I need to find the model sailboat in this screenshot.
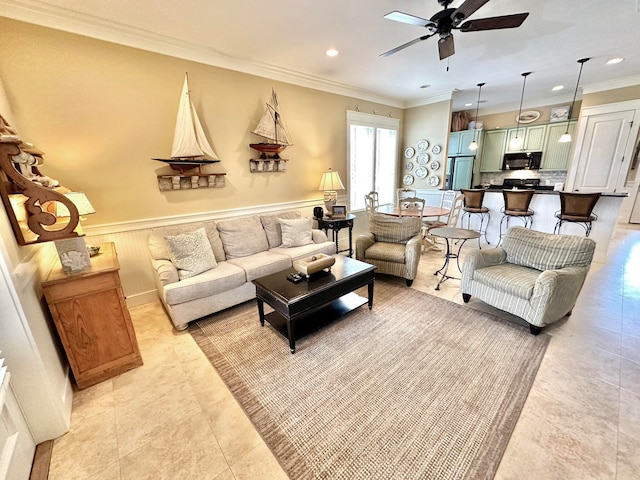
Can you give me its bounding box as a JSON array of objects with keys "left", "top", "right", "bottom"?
[
  {"left": 250, "top": 88, "right": 292, "bottom": 159},
  {"left": 152, "top": 73, "right": 220, "bottom": 173}
]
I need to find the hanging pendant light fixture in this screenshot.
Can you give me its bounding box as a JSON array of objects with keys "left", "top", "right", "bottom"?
[
  {"left": 510, "top": 71, "right": 532, "bottom": 151},
  {"left": 468, "top": 82, "right": 485, "bottom": 151},
  {"left": 559, "top": 57, "right": 590, "bottom": 143}
]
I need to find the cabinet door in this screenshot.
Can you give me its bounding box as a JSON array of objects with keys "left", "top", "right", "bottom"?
[
  {"left": 458, "top": 131, "right": 478, "bottom": 155},
  {"left": 480, "top": 130, "right": 507, "bottom": 172},
  {"left": 506, "top": 124, "right": 546, "bottom": 152},
  {"left": 452, "top": 156, "right": 474, "bottom": 190},
  {"left": 448, "top": 132, "right": 461, "bottom": 156},
  {"left": 542, "top": 122, "right": 577, "bottom": 170}
]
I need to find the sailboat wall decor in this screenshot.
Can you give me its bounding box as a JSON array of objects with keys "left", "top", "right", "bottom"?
[
  {"left": 250, "top": 88, "right": 292, "bottom": 161},
  {"left": 152, "top": 74, "right": 224, "bottom": 182}
]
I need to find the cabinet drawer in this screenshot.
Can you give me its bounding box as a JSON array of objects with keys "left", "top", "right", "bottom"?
[{"left": 43, "top": 271, "right": 120, "bottom": 303}]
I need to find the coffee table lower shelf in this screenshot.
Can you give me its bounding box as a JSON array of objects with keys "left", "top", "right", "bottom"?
[{"left": 261, "top": 291, "right": 368, "bottom": 353}]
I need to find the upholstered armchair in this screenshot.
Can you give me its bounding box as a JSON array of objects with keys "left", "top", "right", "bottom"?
[
  {"left": 356, "top": 214, "right": 422, "bottom": 286},
  {"left": 461, "top": 226, "right": 595, "bottom": 334}
]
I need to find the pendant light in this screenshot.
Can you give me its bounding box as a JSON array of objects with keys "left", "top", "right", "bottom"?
[
  {"left": 559, "top": 58, "right": 590, "bottom": 143},
  {"left": 468, "top": 82, "right": 485, "bottom": 151},
  {"left": 510, "top": 71, "right": 531, "bottom": 151}
]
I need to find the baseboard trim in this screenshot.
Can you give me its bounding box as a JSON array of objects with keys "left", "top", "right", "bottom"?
[
  {"left": 29, "top": 440, "right": 54, "bottom": 480},
  {"left": 125, "top": 290, "right": 158, "bottom": 308}
]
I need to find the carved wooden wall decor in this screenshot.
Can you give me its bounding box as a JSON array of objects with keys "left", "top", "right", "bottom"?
[{"left": 0, "top": 141, "right": 81, "bottom": 245}]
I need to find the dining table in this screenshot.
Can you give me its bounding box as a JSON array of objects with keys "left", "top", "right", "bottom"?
[{"left": 375, "top": 203, "right": 451, "bottom": 251}]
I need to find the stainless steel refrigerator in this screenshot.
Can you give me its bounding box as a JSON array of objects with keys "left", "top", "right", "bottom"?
[{"left": 445, "top": 155, "right": 475, "bottom": 190}]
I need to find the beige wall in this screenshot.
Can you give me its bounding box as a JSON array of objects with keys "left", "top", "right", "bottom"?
[
  {"left": 477, "top": 101, "right": 582, "bottom": 131},
  {"left": 403, "top": 100, "right": 451, "bottom": 189},
  {"left": 582, "top": 85, "right": 640, "bottom": 108},
  {"left": 0, "top": 18, "right": 403, "bottom": 226}
]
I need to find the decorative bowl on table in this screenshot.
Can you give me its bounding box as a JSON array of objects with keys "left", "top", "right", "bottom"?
[{"left": 293, "top": 253, "right": 335, "bottom": 278}]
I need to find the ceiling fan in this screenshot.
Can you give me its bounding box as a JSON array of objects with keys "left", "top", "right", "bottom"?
[{"left": 381, "top": 0, "right": 529, "bottom": 60}]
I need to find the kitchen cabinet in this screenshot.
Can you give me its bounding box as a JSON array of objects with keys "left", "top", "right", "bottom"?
[
  {"left": 451, "top": 155, "right": 474, "bottom": 190},
  {"left": 541, "top": 121, "right": 577, "bottom": 170},
  {"left": 42, "top": 242, "right": 143, "bottom": 389},
  {"left": 479, "top": 130, "right": 507, "bottom": 172},
  {"left": 505, "top": 124, "right": 547, "bottom": 152},
  {"left": 448, "top": 130, "right": 478, "bottom": 156}
]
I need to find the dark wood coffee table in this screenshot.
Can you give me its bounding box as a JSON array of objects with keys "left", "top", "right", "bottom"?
[{"left": 252, "top": 255, "right": 376, "bottom": 353}]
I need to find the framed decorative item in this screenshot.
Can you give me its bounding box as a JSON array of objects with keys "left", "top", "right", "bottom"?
[
  {"left": 416, "top": 152, "right": 429, "bottom": 165},
  {"left": 404, "top": 147, "right": 415, "bottom": 158},
  {"left": 431, "top": 144, "right": 442, "bottom": 154},
  {"left": 549, "top": 105, "right": 570, "bottom": 123},
  {"left": 403, "top": 174, "right": 414, "bottom": 186},
  {"left": 406, "top": 162, "right": 414, "bottom": 171},
  {"left": 331, "top": 205, "right": 347, "bottom": 219},
  {"left": 415, "top": 166, "right": 428, "bottom": 179},
  {"left": 417, "top": 139, "right": 429, "bottom": 151},
  {"left": 516, "top": 110, "right": 540, "bottom": 124}
]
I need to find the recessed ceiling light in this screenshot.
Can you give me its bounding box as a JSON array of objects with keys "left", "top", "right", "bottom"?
[
  {"left": 464, "top": 103, "right": 473, "bottom": 107},
  {"left": 326, "top": 48, "right": 339, "bottom": 57},
  {"left": 420, "top": 84, "right": 430, "bottom": 89},
  {"left": 552, "top": 85, "right": 564, "bottom": 91},
  {"left": 607, "top": 57, "right": 624, "bottom": 65}
]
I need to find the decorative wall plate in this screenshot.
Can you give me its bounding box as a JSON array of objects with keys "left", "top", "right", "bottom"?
[
  {"left": 404, "top": 147, "right": 415, "bottom": 158},
  {"left": 516, "top": 110, "right": 541, "bottom": 124},
  {"left": 427, "top": 174, "right": 440, "bottom": 187},
  {"left": 431, "top": 144, "right": 442, "bottom": 154},
  {"left": 417, "top": 153, "right": 429, "bottom": 165},
  {"left": 429, "top": 160, "right": 440, "bottom": 171},
  {"left": 415, "top": 166, "right": 428, "bottom": 179},
  {"left": 403, "top": 174, "right": 414, "bottom": 186},
  {"left": 406, "top": 162, "right": 414, "bottom": 171},
  {"left": 417, "top": 139, "right": 429, "bottom": 151}
]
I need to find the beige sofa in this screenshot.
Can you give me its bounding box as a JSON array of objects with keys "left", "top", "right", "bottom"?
[{"left": 148, "top": 211, "right": 335, "bottom": 330}]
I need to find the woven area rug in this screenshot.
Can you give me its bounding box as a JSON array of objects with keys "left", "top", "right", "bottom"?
[{"left": 190, "top": 281, "right": 549, "bottom": 480}]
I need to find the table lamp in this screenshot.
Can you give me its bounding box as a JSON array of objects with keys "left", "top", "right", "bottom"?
[{"left": 318, "top": 168, "right": 345, "bottom": 215}]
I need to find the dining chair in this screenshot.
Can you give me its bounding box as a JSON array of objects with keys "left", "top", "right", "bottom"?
[
  {"left": 422, "top": 194, "right": 464, "bottom": 249},
  {"left": 364, "top": 191, "right": 379, "bottom": 219},
  {"left": 396, "top": 188, "right": 417, "bottom": 204},
  {"left": 554, "top": 192, "right": 601, "bottom": 237},
  {"left": 398, "top": 196, "right": 425, "bottom": 218}
]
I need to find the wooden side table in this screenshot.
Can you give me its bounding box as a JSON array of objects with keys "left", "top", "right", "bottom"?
[
  {"left": 41, "top": 242, "right": 143, "bottom": 389},
  {"left": 316, "top": 213, "right": 356, "bottom": 257}
]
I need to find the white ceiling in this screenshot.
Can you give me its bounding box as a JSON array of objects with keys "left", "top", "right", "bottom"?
[{"left": 2, "top": 0, "right": 640, "bottom": 113}]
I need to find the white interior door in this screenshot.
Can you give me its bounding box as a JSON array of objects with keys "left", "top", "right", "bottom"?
[{"left": 571, "top": 109, "right": 635, "bottom": 193}]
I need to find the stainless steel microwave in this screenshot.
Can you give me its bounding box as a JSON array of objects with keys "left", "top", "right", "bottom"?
[{"left": 502, "top": 151, "right": 542, "bottom": 170}]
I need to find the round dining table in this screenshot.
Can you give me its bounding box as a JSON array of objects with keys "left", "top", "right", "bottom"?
[{"left": 375, "top": 204, "right": 450, "bottom": 218}]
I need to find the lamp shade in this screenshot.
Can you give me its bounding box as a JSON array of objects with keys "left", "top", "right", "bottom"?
[{"left": 318, "top": 169, "right": 345, "bottom": 191}]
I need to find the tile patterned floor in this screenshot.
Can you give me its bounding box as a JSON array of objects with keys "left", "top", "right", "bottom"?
[{"left": 48, "top": 224, "right": 640, "bottom": 480}]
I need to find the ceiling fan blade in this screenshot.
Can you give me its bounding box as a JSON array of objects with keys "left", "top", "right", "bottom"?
[
  {"left": 380, "top": 34, "right": 435, "bottom": 57},
  {"left": 438, "top": 34, "right": 455, "bottom": 60},
  {"left": 384, "top": 11, "right": 434, "bottom": 28},
  {"left": 452, "top": 0, "right": 490, "bottom": 24},
  {"left": 459, "top": 12, "right": 529, "bottom": 32}
]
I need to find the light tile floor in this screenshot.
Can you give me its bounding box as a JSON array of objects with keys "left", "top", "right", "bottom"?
[{"left": 48, "top": 224, "right": 640, "bottom": 480}]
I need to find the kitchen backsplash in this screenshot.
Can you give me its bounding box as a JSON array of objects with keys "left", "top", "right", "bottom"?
[{"left": 479, "top": 170, "right": 567, "bottom": 187}]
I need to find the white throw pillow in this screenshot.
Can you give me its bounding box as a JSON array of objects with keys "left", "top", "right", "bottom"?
[
  {"left": 164, "top": 227, "right": 218, "bottom": 280},
  {"left": 279, "top": 218, "right": 313, "bottom": 248}
]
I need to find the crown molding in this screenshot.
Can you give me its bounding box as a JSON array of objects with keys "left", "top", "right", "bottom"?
[
  {"left": 404, "top": 91, "right": 454, "bottom": 109},
  {"left": 0, "top": 0, "right": 406, "bottom": 108}
]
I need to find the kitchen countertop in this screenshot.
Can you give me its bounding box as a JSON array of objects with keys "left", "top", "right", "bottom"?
[{"left": 479, "top": 188, "right": 628, "bottom": 197}]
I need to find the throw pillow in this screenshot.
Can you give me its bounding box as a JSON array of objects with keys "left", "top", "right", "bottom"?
[
  {"left": 217, "top": 215, "right": 270, "bottom": 259},
  {"left": 260, "top": 210, "right": 302, "bottom": 248},
  {"left": 280, "top": 218, "right": 313, "bottom": 247},
  {"left": 163, "top": 227, "right": 218, "bottom": 280}
]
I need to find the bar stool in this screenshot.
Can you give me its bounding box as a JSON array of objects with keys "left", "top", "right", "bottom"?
[
  {"left": 554, "top": 192, "right": 601, "bottom": 237},
  {"left": 460, "top": 188, "right": 490, "bottom": 248},
  {"left": 499, "top": 189, "right": 535, "bottom": 244}
]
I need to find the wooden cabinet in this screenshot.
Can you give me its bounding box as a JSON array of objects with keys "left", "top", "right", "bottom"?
[
  {"left": 479, "top": 130, "right": 508, "bottom": 172},
  {"left": 542, "top": 121, "right": 577, "bottom": 170},
  {"left": 448, "top": 130, "right": 478, "bottom": 156},
  {"left": 42, "top": 242, "right": 142, "bottom": 389},
  {"left": 505, "top": 124, "right": 547, "bottom": 152}
]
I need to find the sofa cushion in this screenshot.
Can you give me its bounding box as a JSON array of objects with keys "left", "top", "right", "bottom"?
[
  {"left": 217, "top": 215, "right": 270, "bottom": 259},
  {"left": 163, "top": 261, "right": 246, "bottom": 305},
  {"left": 163, "top": 227, "right": 218, "bottom": 280},
  {"left": 227, "top": 251, "right": 292, "bottom": 282},
  {"left": 270, "top": 240, "right": 336, "bottom": 261},
  {"left": 260, "top": 210, "right": 302, "bottom": 248},
  {"left": 503, "top": 226, "right": 596, "bottom": 271},
  {"left": 280, "top": 217, "right": 313, "bottom": 247},
  {"left": 473, "top": 263, "right": 541, "bottom": 299},
  {"left": 149, "top": 220, "right": 226, "bottom": 263},
  {"left": 370, "top": 215, "right": 421, "bottom": 243}
]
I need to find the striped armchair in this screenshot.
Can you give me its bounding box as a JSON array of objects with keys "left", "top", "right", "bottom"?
[
  {"left": 356, "top": 214, "right": 422, "bottom": 286},
  {"left": 461, "top": 226, "right": 595, "bottom": 334}
]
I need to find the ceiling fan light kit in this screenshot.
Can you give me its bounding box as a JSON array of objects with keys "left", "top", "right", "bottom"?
[
  {"left": 510, "top": 71, "right": 532, "bottom": 150},
  {"left": 381, "top": 0, "right": 529, "bottom": 60},
  {"left": 468, "top": 82, "right": 485, "bottom": 151},
  {"left": 559, "top": 57, "right": 591, "bottom": 143}
]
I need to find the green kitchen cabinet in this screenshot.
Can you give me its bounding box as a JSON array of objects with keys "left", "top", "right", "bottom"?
[
  {"left": 541, "top": 121, "right": 577, "bottom": 170},
  {"left": 448, "top": 130, "right": 478, "bottom": 156},
  {"left": 505, "top": 124, "right": 547, "bottom": 153},
  {"left": 479, "top": 130, "right": 507, "bottom": 172}
]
